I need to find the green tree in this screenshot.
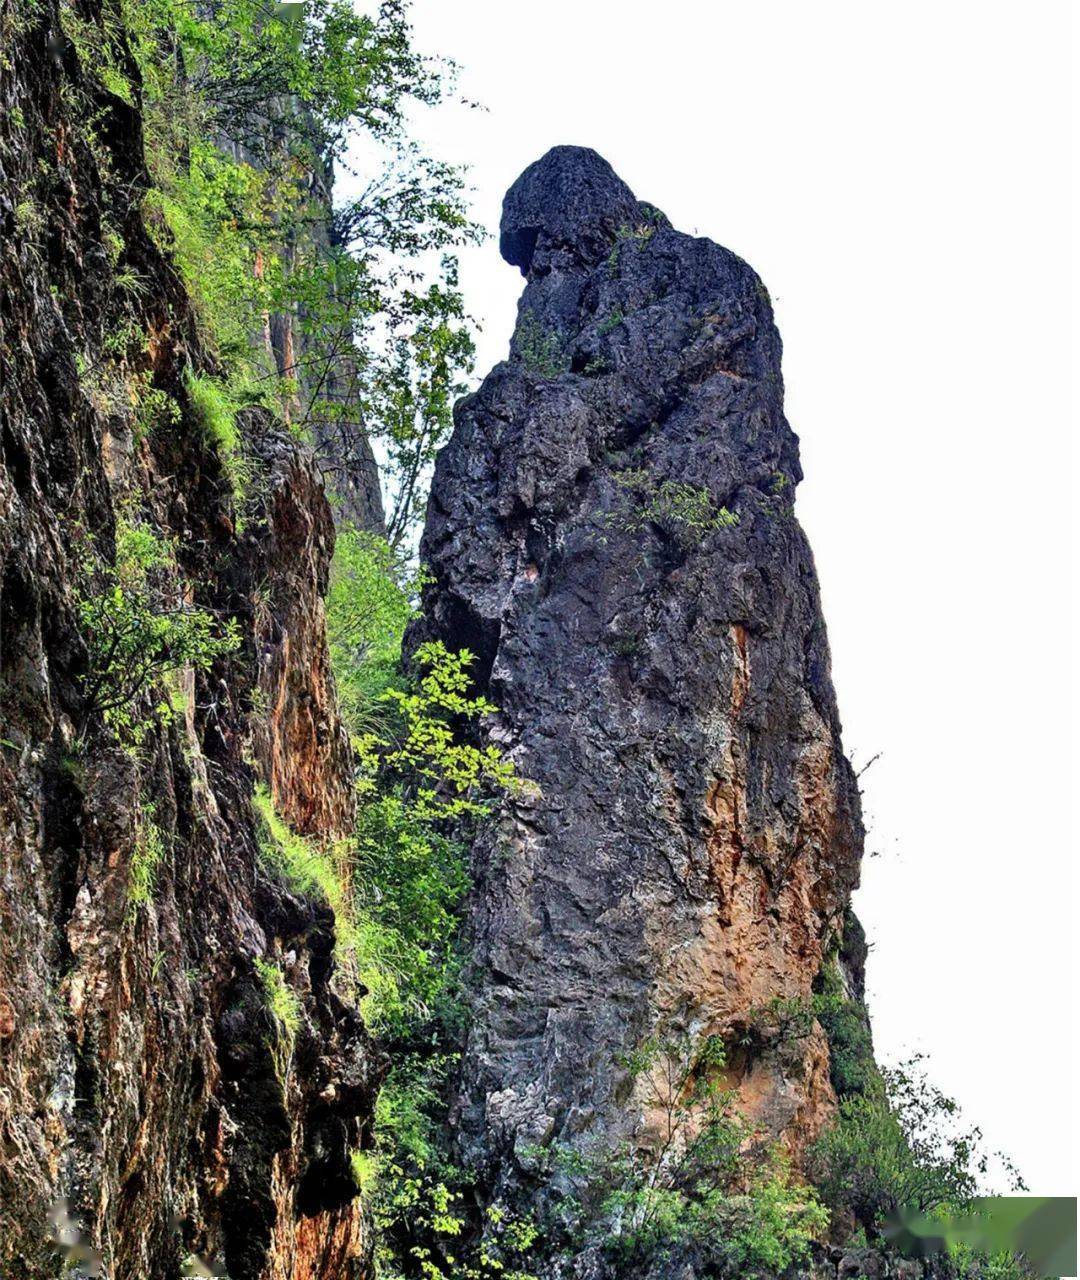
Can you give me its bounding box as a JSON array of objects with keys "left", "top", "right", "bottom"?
[
  {"left": 809, "top": 1057, "right": 1025, "bottom": 1229},
  {"left": 118, "top": 0, "right": 481, "bottom": 544},
  {"left": 326, "top": 527, "right": 416, "bottom": 733}
]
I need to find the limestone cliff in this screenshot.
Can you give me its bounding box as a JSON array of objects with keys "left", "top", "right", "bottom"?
[
  {"left": 416, "top": 147, "right": 869, "bottom": 1271},
  {"left": 0, "top": 3, "right": 374, "bottom": 1276}
]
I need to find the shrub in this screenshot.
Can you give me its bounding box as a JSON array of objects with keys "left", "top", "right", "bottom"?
[
  {"left": 343, "top": 639, "right": 515, "bottom": 1037},
  {"left": 133, "top": 379, "right": 181, "bottom": 444},
  {"left": 816, "top": 989, "right": 876, "bottom": 1097},
  {"left": 365, "top": 640, "right": 517, "bottom": 821},
  {"left": 127, "top": 806, "right": 167, "bottom": 912},
  {"left": 515, "top": 310, "right": 569, "bottom": 377},
  {"left": 601, "top": 468, "right": 739, "bottom": 548},
  {"left": 350, "top": 793, "right": 467, "bottom": 1035},
  {"left": 559, "top": 1034, "right": 828, "bottom": 1274},
  {"left": 811, "top": 1089, "right": 925, "bottom": 1226},
  {"left": 607, "top": 215, "right": 660, "bottom": 274},
  {"left": 717, "top": 1167, "right": 831, "bottom": 1276},
  {"left": 373, "top": 1169, "right": 540, "bottom": 1280},
  {"left": 745, "top": 979, "right": 877, "bottom": 1099},
  {"left": 254, "top": 956, "right": 302, "bottom": 1079},
  {"left": 77, "top": 518, "right": 240, "bottom": 742},
  {"left": 598, "top": 307, "right": 624, "bottom": 336},
  {"left": 185, "top": 369, "right": 245, "bottom": 488},
  {"left": 808, "top": 1058, "right": 1019, "bottom": 1230}
]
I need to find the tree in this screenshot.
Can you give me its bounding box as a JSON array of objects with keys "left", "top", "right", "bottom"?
[{"left": 121, "top": 0, "right": 481, "bottom": 546}]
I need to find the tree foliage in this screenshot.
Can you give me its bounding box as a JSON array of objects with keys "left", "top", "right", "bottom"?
[
  {"left": 809, "top": 1055, "right": 1027, "bottom": 1232},
  {"left": 327, "top": 528, "right": 415, "bottom": 720},
  {"left": 115, "top": 0, "right": 481, "bottom": 543}
]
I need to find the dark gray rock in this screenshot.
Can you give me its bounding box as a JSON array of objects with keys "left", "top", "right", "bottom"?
[
  {"left": 415, "top": 146, "right": 868, "bottom": 1273},
  {"left": 839, "top": 1248, "right": 886, "bottom": 1279},
  {"left": 500, "top": 145, "right": 643, "bottom": 273}
]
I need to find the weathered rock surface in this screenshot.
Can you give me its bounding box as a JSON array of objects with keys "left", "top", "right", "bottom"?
[
  {"left": 220, "top": 127, "right": 385, "bottom": 536},
  {"left": 0, "top": 5, "right": 373, "bottom": 1276},
  {"left": 417, "top": 147, "right": 867, "bottom": 1261}
]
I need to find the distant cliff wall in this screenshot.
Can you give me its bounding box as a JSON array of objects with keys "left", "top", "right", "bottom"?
[{"left": 219, "top": 113, "right": 385, "bottom": 535}]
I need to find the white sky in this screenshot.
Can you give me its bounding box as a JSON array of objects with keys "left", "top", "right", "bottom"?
[{"left": 388, "top": 0, "right": 1075, "bottom": 1195}]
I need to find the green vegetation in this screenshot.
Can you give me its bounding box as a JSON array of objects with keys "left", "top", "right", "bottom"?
[
  {"left": 374, "top": 1174, "right": 539, "bottom": 1280},
  {"left": 255, "top": 955, "right": 303, "bottom": 1079},
  {"left": 121, "top": 0, "right": 477, "bottom": 545},
  {"left": 142, "top": 133, "right": 282, "bottom": 373},
  {"left": 602, "top": 467, "right": 740, "bottom": 547},
  {"left": 607, "top": 213, "right": 661, "bottom": 274},
  {"left": 809, "top": 1056, "right": 1024, "bottom": 1231},
  {"left": 185, "top": 369, "right": 246, "bottom": 490},
  {"left": 133, "top": 380, "right": 181, "bottom": 445},
  {"left": 745, "top": 970, "right": 876, "bottom": 1100},
  {"left": 350, "top": 792, "right": 467, "bottom": 1036},
  {"left": 253, "top": 783, "right": 357, "bottom": 946},
  {"left": 127, "top": 805, "right": 167, "bottom": 912},
  {"left": 515, "top": 310, "right": 569, "bottom": 377},
  {"left": 364, "top": 640, "right": 516, "bottom": 820},
  {"left": 948, "top": 1246, "right": 1037, "bottom": 1280},
  {"left": 77, "top": 518, "right": 240, "bottom": 743},
  {"left": 815, "top": 988, "right": 877, "bottom": 1098},
  {"left": 344, "top": 634, "right": 511, "bottom": 1035},
  {"left": 260, "top": 541, "right": 510, "bottom": 1035},
  {"left": 13, "top": 197, "right": 43, "bottom": 241},
  {"left": 743, "top": 971, "right": 1028, "bottom": 1276},
  {"left": 597, "top": 307, "right": 624, "bottom": 336},
  {"left": 326, "top": 529, "right": 415, "bottom": 735},
  {"left": 50, "top": 0, "right": 477, "bottom": 542},
  {"left": 319, "top": 520, "right": 536, "bottom": 1275},
  {"left": 552, "top": 1035, "right": 827, "bottom": 1276}
]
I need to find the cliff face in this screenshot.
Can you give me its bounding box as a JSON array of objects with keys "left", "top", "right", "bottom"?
[
  {"left": 0, "top": 4, "right": 373, "bottom": 1277},
  {"left": 219, "top": 127, "right": 385, "bottom": 536},
  {"left": 418, "top": 148, "right": 866, "bottom": 1256}
]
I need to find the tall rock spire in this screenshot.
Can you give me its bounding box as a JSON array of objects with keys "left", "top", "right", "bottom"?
[{"left": 416, "top": 146, "right": 868, "bottom": 1262}]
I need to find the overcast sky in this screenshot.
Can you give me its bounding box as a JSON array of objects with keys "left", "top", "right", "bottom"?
[{"left": 381, "top": 0, "right": 1075, "bottom": 1195}]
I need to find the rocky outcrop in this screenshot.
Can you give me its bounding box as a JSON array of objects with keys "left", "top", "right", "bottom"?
[
  {"left": 417, "top": 147, "right": 866, "bottom": 1258},
  {"left": 0, "top": 5, "right": 373, "bottom": 1277},
  {"left": 248, "top": 434, "right": 356, "bottom": 837}
]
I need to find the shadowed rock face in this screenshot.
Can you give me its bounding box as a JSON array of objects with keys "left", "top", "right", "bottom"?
[
  {"left": 0, "top": 5, "right": 375, "bottom": 1276},
  {"left": 417, "top": 147, "right": 866, "bottom": 1241}
]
